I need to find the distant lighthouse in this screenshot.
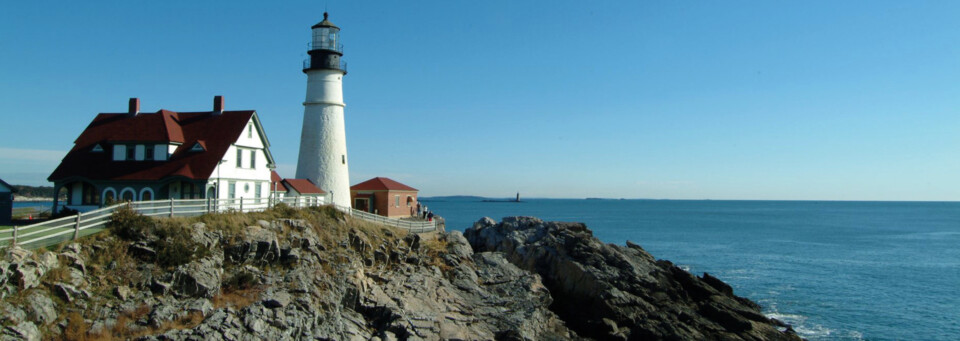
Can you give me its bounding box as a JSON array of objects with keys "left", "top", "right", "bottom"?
[{"left": 296, "top": 12, "right": 351, "bottom": 206}]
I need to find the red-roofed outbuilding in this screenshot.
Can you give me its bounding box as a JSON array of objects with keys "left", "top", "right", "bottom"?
[
  {"left": 269, "top": 171, "right": 328, "bottom": 207},
  {"left": 350, "top": 177, "right": 419, "bottom": 218}
]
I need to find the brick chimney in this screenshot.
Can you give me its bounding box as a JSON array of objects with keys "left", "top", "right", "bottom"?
[
  {"left": 128, "top": 98, "right": 140, "bottom": 116},
  {"left": 213, "top": 95, "right": 224, "bottom": 115}
]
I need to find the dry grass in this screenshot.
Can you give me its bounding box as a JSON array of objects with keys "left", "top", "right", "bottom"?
[
  {"left": 59, "top": 311, "right": 88, "bottom": 341},
  {"left": 212, "top": 287, "right": 263, "bottom": 309},
  {"left": 80, "top": 234, "right": 140, "bottom": 289},
  {"left": 40, "top": 266, "right": 71, "bottom": 286},
  {"left": 421, "top": 237, "right": 452, "bottom": 272},
  {"left": 59, "top": 304, "right": 204, "bottom": 341}
]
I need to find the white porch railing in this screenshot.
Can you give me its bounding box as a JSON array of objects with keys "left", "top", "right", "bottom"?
[{"left": 1, "top": 197, "right": 436, "bottom": 250}]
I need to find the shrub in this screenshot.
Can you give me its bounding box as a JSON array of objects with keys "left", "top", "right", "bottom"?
[
  {"left": 223, "top": 271, "right": 257, "bottom": 290},
  {"left": 153, "top": 220, "right": 209, "bottom": 268},
  {"left": 107, "top": 205, "right": 153, "bottom": 240},
  {"left": 51, "top": 207, "right": 79, "bottom": 219},
  {"left": 156, "top": 238, "right": 194, "bottom": 268}
]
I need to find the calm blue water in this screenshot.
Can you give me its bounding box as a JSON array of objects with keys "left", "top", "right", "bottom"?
[
  {"left": 12, "top": 201, "right": 52, "bottom": 210},
  {"left": 422, "top": 199, "right": 960, "bottom": 341}
]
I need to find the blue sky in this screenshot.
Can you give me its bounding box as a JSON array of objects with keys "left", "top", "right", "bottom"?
[{"left": 1, "top": 1, "right": 957, "bottom": 200}]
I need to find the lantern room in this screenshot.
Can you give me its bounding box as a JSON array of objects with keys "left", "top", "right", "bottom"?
[
  {"left": 311, "top": 12, "right": 341, "bottom": 52},
  {"left": 303, "top": 12, "right": 347, "bottom": 73}
]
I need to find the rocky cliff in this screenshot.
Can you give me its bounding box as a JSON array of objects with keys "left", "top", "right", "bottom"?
[
  {"left": 0, "top": 206, "right": 801, "bottom": 340},
  {"left": 466, "top": 217, "right": 801, "bottom": 341}
]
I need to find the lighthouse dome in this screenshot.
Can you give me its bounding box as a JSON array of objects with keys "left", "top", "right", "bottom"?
[{"left": 311, "top": 12, "right": 339, "bottom": 29}]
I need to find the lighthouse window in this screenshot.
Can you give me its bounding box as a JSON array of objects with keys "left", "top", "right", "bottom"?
[{"left": 342, "top": 155, "right": 346, "bottom": 164}]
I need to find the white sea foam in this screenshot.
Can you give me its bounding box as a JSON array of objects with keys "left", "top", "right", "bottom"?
[{"left": 765, "top": 311, "right": 863, "bottom": 341}]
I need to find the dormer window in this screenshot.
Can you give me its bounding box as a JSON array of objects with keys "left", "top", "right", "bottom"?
[
  {"left": 154, "top": 144, "right": 169, "bottom": 161},
  {"left": 190, "top": 142, "right": 205, "bottom": 152},
  {"left": 145, "top": 145, "right": 154, "bottom": 160},
  {"left": 91, "top": 144, "right": 104, "bottom": 152},
  {"left": 113, "top": 145, "right": 126, "bottom": 161}
]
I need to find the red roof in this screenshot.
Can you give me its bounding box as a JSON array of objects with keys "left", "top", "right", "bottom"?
[
  {"left": 49, "top": 109, "right": 270, "bottom": 182},
  {"left": 351, "top": 177, "right": 418, "bottom": 191},
  {"left": 270, "top": 171, "right": 287, "bottom": 192},
  {"left": 282, "top": 179, "right": 325, "bottom": 195}
]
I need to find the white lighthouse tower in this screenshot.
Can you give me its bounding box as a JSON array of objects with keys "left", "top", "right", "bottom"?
[{"left": 296, "top": 12, "right": 351, "bottom": 206}]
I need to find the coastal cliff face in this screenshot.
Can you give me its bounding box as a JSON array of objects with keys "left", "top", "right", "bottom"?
[
  {"left": 0, "top": 206, "right": 800, "bottom": 340},
  {"left": 465, "top": 216, "right": 802, "bottom": 341}
]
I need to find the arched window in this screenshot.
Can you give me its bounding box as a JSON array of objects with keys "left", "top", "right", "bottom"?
[
  {"left": 406, "top": 196, "right": 414, "bottom": 207},
  {"left": 120, "top": 188, "right": 136, "bottom": 202},
  {"left": 139, "top": 188, "right": 154, "bottom": 201},
  {"left": 102, "top": 187, "right": 117, "bottom": 205},
  {"left": 82, "top": 183, "right": 100, "bottom": 205}
]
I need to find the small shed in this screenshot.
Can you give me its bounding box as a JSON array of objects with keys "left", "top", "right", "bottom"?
[
  {"left": 0, "top": 178, "right": 17, "bottom": 225},
  {"left": 281, "top": 178, "right": 326, "bottom": 206},
  {"left": 350, "top": 177, "right": 418, "bottom": 218}
]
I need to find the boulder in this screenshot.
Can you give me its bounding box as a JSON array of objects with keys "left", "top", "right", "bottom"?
[
  {"left": 57, "top": 246, "right": 86, "bottom": 275},
  {"left": 150, "top": 278, "right": 172, "bottom": 295},
  {"left": 10, "top": 262, "right": 42, "bottom": 290},
  {"left": 37, "top": 253, "right": 59, "bottom": 271},
  {"left": 226, "top": 226, "right": 281, "bottom": 263},
  {"left": 53, "top": 283, "right": 90, "bottom": 303},
  {"left": 187, "top": 298, "right": 214, "bottom": 316},
  {"left": 0, "top": 302, "right": 26, "bottom": 325},
  {"left": 444, "top": 231, "right": 473, "bottom": 259},
  {"left": 5, "top": 247, "right": 31, "bottom": 264},
  {"left": 280, "top": 248, "right": 302, "bottom": 264},
  {"left": 189, "top": 222, "right": 220, "bottom": 249},
  {"left": 2, "top": 321, "right": 40, "bottom": 341},
  {"left": 403, "top": 233, "right": 421, "bottom": 251},
  {"left": 24, "top": 292, "right": 57, "bottom": 325},
  {"left": 262, "top": 291, "right": 292, "bottom": 309},
  {"left": 128, "top": 242, "right": 157, "bottom": 261},
  {"left": 114, "top": 285, "right": 132, "bottom": 301},
  {"left": 172, "top": 255, "right": 223, "bottom": 298}
]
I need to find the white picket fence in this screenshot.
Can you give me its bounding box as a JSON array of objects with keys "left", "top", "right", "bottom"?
[{"left": 1, "top": 197, "right": 436, "bottom": 250}]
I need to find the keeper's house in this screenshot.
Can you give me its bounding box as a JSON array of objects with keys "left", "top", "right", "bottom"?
[{"left": 48, "top": 97, "right": 276, "bottom": 213}]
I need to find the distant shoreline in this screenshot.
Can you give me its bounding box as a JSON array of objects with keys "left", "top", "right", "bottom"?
[{"left": 13, "top": 196, "right": 53, "bottom": 202}]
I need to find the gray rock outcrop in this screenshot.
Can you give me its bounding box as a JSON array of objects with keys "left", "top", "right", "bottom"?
[{"left": 465, "top": 216, "right": 802, "bottom": 341}]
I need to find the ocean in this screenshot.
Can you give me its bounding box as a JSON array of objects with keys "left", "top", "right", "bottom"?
[{"left": 421, "top": 198, "right": 960, "bottom": 341}]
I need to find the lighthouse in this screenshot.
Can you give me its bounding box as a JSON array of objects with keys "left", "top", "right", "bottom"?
[{"left": 296, "top": 12, "right": 351, "bottom": 206}]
